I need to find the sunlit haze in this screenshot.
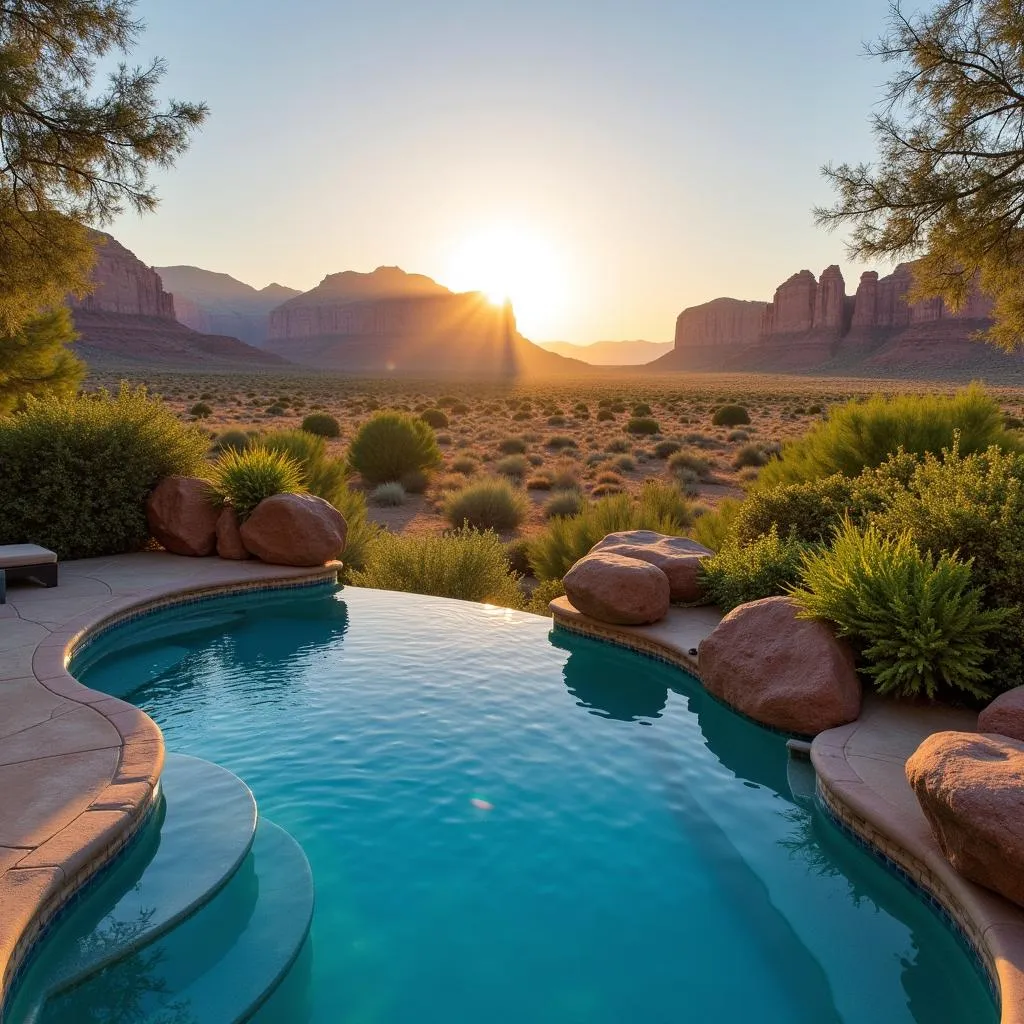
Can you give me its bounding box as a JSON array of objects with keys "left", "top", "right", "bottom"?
[{"left": 109, "top": 0, "right": 896, "bottom": 343}]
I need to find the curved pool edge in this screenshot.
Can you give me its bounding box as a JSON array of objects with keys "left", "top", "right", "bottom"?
[
  {"left": 549, "top": 596, "right": 1023, "bottom": 1024},
  {"left": 0, "top": 552, "right": 340, "bottom": 1014}
]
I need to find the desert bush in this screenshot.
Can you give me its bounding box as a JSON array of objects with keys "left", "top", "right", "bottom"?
[
  {"left": 731, "top": 475, "right": 865, "bottom": 546},
  {"left": 399, "top": 468, "right": 429, "bottom": 494},
  {"left": 526, "top": 473, "right": 552, "bottom": 490},
  {"left": 596, "top": 409, "right": 615, "bottom": 422},
  {"left": 495, "top": 454, "right": 530, "bottom": 479},
  {"left": 668, "top": 450, "right": 711, "bottom": 480},
  {"left": 0, "top": 386, "right": 207, "bottom": 559},
  {"left": 605, "top": 437, "right": 631, "bottom": 454},
  {"left": 450, "top": 454, "right": 478, "bottom": 475},
  {"left": 612, "top": 454, "right": 636, "bottom": 472},
  {"left": 301, "top": 412, "right": 341, "bottom": 437},
  {"left": 595, "top": 470, "right": 624, "bottom": 486},
  {"left": 733, "top": 443, "right": 768, "bottom": 469},
  {"left": 499, "top": 436, "right": 528, "bottom": 454},
  {"left": 699, "top": 529, "right": 808, "bottom": 612},
  {"left": 264, "top": 404, "right": 285, "bottom": 416},
  {"left": 727, "top": 429, "right": 750, "bottom": 442},
  {"left": 711, "top": 404, "right": 750, "bottom": 426},
  {"left": 528, "top": 491, "right": 688, "bottom": 581},
  {"left": 420, "top": 408, "right": 449, "bottom": 429},
  {"left": 759, "top": 385, "right": 1017, "bottom": 487},
  {"left": 210, "top": 446, "right": 304, "bottom": 520},
  {"left": 547, "top": 434, "right": 577, "bottom": 450},
  {"left": 626, "top": 416, "right": 659, "bottom": 435},
  {"left": 633, "top": 402, "right": 652, "bottom": 417},
  {"left": 545, "top": 489, "right": 585, "bottom": 519},
  {"left": 793, "top": 522, "right": 1005, "bottom": 700},
  {"left": 504, "top": 537, "right": 533, "bottom": 576},
  {"left": 331, "top": 485, "right": 378, "bottom": 579},
  {"left": 351, "top": 526, "right": 523, "bottom": 608},
  {"left": 348, "top": 411, "right": 442, "bottom": 485},
  {"left": 548, "top": 414, "right": 567, "bottom": 426},
  {"left": 370, "top": 482, "right": 407, "bottom": 507},
  {"left": 636, "top": 480, "right": 695, "bottom": 530},
  {"left": 654, "top": 440, "right": 681, "bottom": 459},
  {"left": 690, "top": 499, "right": 741, "bottom": 551},
  {"left": 443, "top": 477, "right": 528, "bottom": 531},
  {"left": 189, "top": 401, "right": 212, "bottom": 419}
]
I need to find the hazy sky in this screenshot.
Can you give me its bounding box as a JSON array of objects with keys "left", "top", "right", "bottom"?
[{"left": 110, "top": 0, "right": 899, "bottom": 343}]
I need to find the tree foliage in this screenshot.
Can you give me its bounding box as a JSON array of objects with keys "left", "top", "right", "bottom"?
[
  {"left": 0, "top": 1, "right": 207, "bottom": 329},
  {"left": 817, "top": 0, "right": 1024, "bottom": 350},
  {"left": 0, "top": 305, "right": 83, "bottom": 413}
]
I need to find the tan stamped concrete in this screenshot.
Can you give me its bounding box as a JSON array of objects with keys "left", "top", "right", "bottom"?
[
  {"left": 0, "top": 552, "right": 339, "bottom": 1011},
  {"left": 551, "top": 596, "right": 1024, "bottom": 1024}
]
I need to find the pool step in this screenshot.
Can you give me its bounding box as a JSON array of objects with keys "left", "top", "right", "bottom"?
[
  {"left": 35, "top": 819, "right": 314, "bottom": 1024},
  {"left": 8, "top": 755, "right": 313, "bottom": 1024}
]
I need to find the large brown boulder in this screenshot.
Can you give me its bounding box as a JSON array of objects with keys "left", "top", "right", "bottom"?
[
  {"left": 590, "top": 530, "right": 713, "bottom": 603},
  {"left": 906, "top": 731, "right": 1024, "bottom": 908},
  {"left": 977, "top": 687, "right": 1024, "bottom": 744},
  {"left": 146, "top": 476, "right": 219, "bottom": 557},
  {"left": 563, "top": 552, "right": 670, "bottom": 626},
  {"left": 240, "top": 493, "right": 347, "bottom": 566},
  {"left": 698, "top": 596, "right": 861, "bottom": 735},
  {"left": 215, "top": 507, "right": 249, "bottom": 561}
]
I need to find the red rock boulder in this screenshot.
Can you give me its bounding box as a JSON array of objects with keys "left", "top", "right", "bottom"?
[
  {"left": 590, "top": 530, "right": 713, "bottom": 603},
  {"left": 240, "top": 493, "right": 347, "bottom": 566},
  {"left": 906, "top": 731, "right": 1024, "bottom": 908},
  {"left": 146, "top": 476, "right": 219, "bottom": 557},
  {"left": 563, "top": 551, "right": 670, "bottom": 626},
  {"left": 698, "top": 596, "right": 861, "bottom": 735},
  {"left": 215, "top": 507, "right": 249, "bottom": 561},
  {"left": 978, "top": 687, "right": 1024, "bottom": 744}
]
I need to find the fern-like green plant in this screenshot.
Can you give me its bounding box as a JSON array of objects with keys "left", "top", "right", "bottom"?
[
  {"left": 792, "top": 521, "right": 1006, "bottom": 700},
  {"left": 209, "top": 445, "right": 304, "bottom": 520}
]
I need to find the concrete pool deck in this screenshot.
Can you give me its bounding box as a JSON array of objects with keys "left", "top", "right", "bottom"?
[
  {"left": 0, "top": 552, "right": 339, "bottom": 1010},
  {"left": 550, "top": 596, "right": 1024, "bottom": 1024}
]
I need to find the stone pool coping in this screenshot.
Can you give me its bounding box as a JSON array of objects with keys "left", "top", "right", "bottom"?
[
  {"left": 549, "top": 595, "right": 1024, "bottom": 1024},
  {"left": 0, "top": 552, "right": 340, "bottom": 1010}
]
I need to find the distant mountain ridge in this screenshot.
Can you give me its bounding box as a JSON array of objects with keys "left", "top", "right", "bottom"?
[
  {"left": 67, "top": 234, "right": 285, "bottom": 368},
  {"left": 266, "top": 266, "right": 586, "bottom": 377},
  {"left": 539, "top": 339, "right": 672, "bottom": 365},
  {"left": 157, "top": 265, "right": 301, "bottom": 346}
]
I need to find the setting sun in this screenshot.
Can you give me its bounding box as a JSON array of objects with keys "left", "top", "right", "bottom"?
[{"left": 444, "top": 225, "right": 570, "bottom": 339}]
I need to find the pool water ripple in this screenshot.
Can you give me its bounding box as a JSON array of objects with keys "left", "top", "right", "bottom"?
[{"left": 69, "top": 586, "right": 995, "bottom": 1024}]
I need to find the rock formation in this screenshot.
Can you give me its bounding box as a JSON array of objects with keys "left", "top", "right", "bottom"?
[
  {"left": 654, "top": 257, "right": 1012, "bottom": 375},
  {"left": 538, "top": 340, "right": 673, "bottom": 365},
  {"left": 67, "top": 233, "right": 285, "bottom": 368},
  {"left": 266, "top": 267, "right": 585, "bottom": 377},
  {"left": 157, "top": 266, "right": 301, "bottom": 346}
]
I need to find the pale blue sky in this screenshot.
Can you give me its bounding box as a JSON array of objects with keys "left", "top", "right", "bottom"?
[{"left": 110, "top": 0, "right": 898, "bottom": 342}]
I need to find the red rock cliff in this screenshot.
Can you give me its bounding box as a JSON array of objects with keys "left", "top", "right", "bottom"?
[
  {"left": 67, "top": 232, "right": 175, "bottom": 319},
  {"left": 673, "top": 297, "right": 764, "bottom": 349}
]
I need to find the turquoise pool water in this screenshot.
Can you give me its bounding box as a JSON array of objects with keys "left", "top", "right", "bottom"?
[{"left": 62, "top": 585, "right": 992, "bottom": 1023}]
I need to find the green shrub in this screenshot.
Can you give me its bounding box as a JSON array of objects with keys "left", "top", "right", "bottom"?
[
  {"left": 443, "top": 477, "right": 528, "bottom": 531},
  {"left": 633, "top": 402, "right": 652, "bottom": 417},
  {"left": 351, "top": 526, "right": 523, "bottom": 608},
  {"left": 348, "top": 411, "right": 442, "bottom": 485},
  {"left": 330, "top": 485, "right": 378, "bottom": 579},
  {"left": 636, "top": 480, "right": 695, "bottom": 530},
  {"left": 668, "top": 450, "right": 711, "bottom": 480},
  {"left": 261, "top": 429, "right": 348, "bottom": 506},
  {"left": 547, "top": 434, "right": 577, "bottom": 450},
  {"left": 654, "top": 440, "right": 681, "bottom": 459},
  {"left": 301, "top": 412, "right": 341, "bottom": 437},
  {"left": 626, "top": 416, "right": 659, "bottom": 435},
  {"left": 690, "top": 499, "right": 741, "bottom": 551},
  {"left": 596, "top": 409, "right": 615, "bottom": 422},
  {"left": 612, "top": 454, "right": 635, "bottom": 472},
  {"left": 0, "top": 385, "right": 208, "bottom": 559},
  {"left": 450, "top": 454, "right": 478, "bottom": 475},
  {"left": 370, "top": 482, "right": 406, "bottom": 507},
  {"left": 499, "top": 437, "right": 528, "bottom": 454},
  {"left": 528, "top": 491, "right": 688, "bottom": 581},
  {"left": 545, "top": 489, "right": 585, "bottom": 519},
  {"left": 264, "top": 404, "right": 285, "bottom": 416},
  {"left": 793, "top": 522, "right": 1005, "bottom": 700},
  {"left": 526, "top": 473, "right": 552, "bottom": 490},
  {"left": 189, "top": 401, "right": 212, "bottom": 418},
  {"left": 504, "top": 537, "right": 533, "bottom": 576},
  {"left": 525, "top": 577, "right": 567, "bottom": 615},
  {"left": 759, "top": 385, "right": 1017, "bottom": 487},
  {"left": 495, "top": 454, "right": 530, "bottom": 479},
  {"left": 699, "top": 529, "right": 808, "bottom": 612},
  {"left": 869, "top": 444, "right": 1024, "bottom": 692},
  {"left": 733, "top": 443, "right": 768, "bottom": 469},
  {"left": 731, "top": 475, "right": 863, "bottom": 546},
  {"left": 605, "top": 437, "right": 631, "bottom": 454},
  {"left": 213, "top": 429, "right": 251, "bottom": 454},
  {"left": 210, "top": 446, "right": 304, "bottom": 520},
  {"left": 712, "top": 404, "right": 750, "bottom": 426},
  {"left": 420, "top": 408, "right": 449, "bottom": 429}
]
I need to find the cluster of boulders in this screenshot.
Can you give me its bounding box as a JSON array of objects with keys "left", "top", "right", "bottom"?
[
  {"left": 145, "top": 476, "right": 347, "bottom": 567},
  {"left": 562, "top": 531, "right": 712, "bottom": 625}
]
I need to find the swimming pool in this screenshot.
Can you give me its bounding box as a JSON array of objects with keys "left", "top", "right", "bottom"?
[{"left": 15, "top": 584, "right": 997, "bottom": 1022}]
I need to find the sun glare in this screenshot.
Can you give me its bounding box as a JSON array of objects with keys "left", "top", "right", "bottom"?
[{"left": 445, "top": 225, "right": 569, "bottom": 339}]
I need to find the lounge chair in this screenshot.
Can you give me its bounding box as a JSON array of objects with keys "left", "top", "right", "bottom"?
[{"left": 0, "top": 545, "right": 58, "bottom": 604}]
